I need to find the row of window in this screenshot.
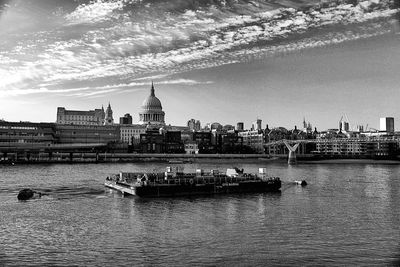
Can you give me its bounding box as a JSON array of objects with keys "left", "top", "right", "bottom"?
[
  {"left": 0, "top": 133, "right": 45, "bottom": 137},
  {"left": 121, "top": 129, "right": 145, "bottom": 133},
  {"left": 0, "top": 126, "right": 37, "bottom": 130},
  {"left": 60, "top": 121, "right": 100, "bottom": 125}
]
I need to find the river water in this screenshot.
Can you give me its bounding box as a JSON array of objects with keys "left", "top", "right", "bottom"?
[{"left": 1, "top": 161, "right": 400, "bottom": 266}]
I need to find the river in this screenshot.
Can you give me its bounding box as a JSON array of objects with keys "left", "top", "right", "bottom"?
[{"left": 1, "top": 162, "right": 400, "bottom": 266}]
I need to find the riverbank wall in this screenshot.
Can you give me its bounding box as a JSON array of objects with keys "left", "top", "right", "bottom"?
[
  {"left": 2, "top": 152, "right": 399, "bottom": 164},
  {"left": 0, "top": 153, "right": 276, "bottom": 164}
]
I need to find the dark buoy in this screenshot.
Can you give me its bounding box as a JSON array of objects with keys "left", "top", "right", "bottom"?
[{"left": 17, "top": 189, "right": 41, "bottom": 200}]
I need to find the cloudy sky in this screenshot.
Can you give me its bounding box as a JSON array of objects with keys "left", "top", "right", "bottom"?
[{"left": 0, "top": 0, "right": 399, "bottom": 130}]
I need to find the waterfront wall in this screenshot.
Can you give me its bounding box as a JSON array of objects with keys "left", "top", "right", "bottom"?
[{"left": 0, "top": 152, "right": 273, "bottom": 164}]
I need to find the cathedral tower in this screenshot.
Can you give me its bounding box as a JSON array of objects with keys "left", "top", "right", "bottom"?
[{"left": 104, "top": 102, "right": 114, "bottom": 125}]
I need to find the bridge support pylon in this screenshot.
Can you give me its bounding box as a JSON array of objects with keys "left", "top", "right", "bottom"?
[{"left": 283, "top": 140, "right": 300, "bottom": 165}]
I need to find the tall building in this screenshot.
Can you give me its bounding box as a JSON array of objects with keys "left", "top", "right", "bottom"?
[
  {"left": 237, "top": 122, "right": 244, "bottom": 131},
  {"left": 56, "top": 107, "right": 105, "bottom": 125},
  {"left": 104, "top": 103, "right": 114, "bottom": 125},
  {"left": 339, "top": 121, "right": 349, "bottom": 132},
  {"left": 339, "top": 117, "right": 349, "bottom": 132},
  {"left": 187, "top": 119, "right": 201, "bottom": 131},
  {"left": 303, "top": 117, "right": 313, "bottom": 133},
  {"left": 120, "top": 113, "right": 133, "bottom": 125},
  {"left": 251, "top": 119, "right": 262, "bottom": 131},
  {"left": 380, "top": 117, "right": 394, "bottom": 133},
  {"left": 139, "top": 83, "right": 165, "bottom": 125}
]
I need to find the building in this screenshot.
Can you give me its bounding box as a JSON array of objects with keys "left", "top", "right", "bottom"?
[
  {"left": 238, "top": 130, "right": 264, "bottom": 153},
  {"left": 56, "top": 107, "right": 105, "bottom": 125},
  {"left": 192, "top": 131, "right": 214, "bottom": 153},
  {"left": 222, "top": 125, "right": 235, "bottom": 131},
  {"left": 315, "top": 138, "right": 398, "bottom": 158},
  {"left": 218, "top": 132, "right": 244, "bottom": 153},
  {"left": 120, "top": 114, "right": 133, "bottom": 125},
  {"left": 0, "top": 120, "right": 120, "bottom": 157},
  {"left": 54, "top": 124, "right": 120, "bottom": 144},
  {"left": 251, "top": 119, "right": 262, "bottom": 131},
  {"left": 104, "top": 103, "right": 114, "bottom": 125},
  {"left": 187, "top": 119, "right": 201, "bottom": 131},
  {"left": 139, "top": 83, "right": 165, "bottom": 125},
  {"left": 210, "top": 122, "right": 223, "bottom": 132},
  {"left": 139, "top": 130, "right": 164, "bottom": 153},
  {"left": 380, "top": 117, "right": 394, "bottom": 133},
  {"left": 164, "top": 131, "right": 185, "bottom": 153},
  {"left": 339, "top": 120, "right": 349, "bottom": 132},
  {"left": 237, "top": 122, "right": 244, "bottom": 131},
  {"left": 139, "top": 129, "right": 184, "bottom": 153},
  {"left": 302, "top": 117, "right": 313, "bottom": 133},
  {"left": 0, "top": 121, "right": 56, "bottom": 150},
  {"left": 120, "top": 124, "right": 146, "bottom": 145},
  {"left": 185, "top": 141, "right": 199, "bottom": 154}
]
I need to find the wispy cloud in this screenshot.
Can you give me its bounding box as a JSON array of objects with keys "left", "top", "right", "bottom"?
[
  {"left": 0, "top": 0, "right": 398, "bottom": 97},
  {"left": 64, "top": 0, "right": 124, "bottom": 25},
  {"left": 0, "top": 78, "right": 211, "bottom": 97}
]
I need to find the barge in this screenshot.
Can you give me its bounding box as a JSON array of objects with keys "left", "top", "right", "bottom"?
[{"left": 104, "top": 167, "right": 281, "bottom": 197}]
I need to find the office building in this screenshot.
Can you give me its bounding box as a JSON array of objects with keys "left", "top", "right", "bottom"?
[
  {"left": 380, "top": 117, "right": 394, "bottom": 133},
  {"left": 237, "top": 122, "right": 244, "bottom": 131},
  {"left": 187, "top": 119, "right": 201, "bottom": 131},
  {"left": 120, "top": 114, "right": 133, "bottom": 125}
]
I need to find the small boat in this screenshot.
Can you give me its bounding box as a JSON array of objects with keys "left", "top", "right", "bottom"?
[{"left": 105, "top": 167, "right": 281, "bottom": 197}]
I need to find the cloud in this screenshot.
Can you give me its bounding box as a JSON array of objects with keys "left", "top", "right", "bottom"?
[
  {"left": 0, "top": 0, "right": 398, "bottom": 97},
  {"left": 0, "top": 77, "right": 211, "bottom": 98},
  {"left": 64, "top": 0, "right": 124, "bottom": 25}
]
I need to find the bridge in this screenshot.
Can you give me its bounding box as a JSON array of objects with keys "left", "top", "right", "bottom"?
[
  {"left": 265, "top": 138, "right": 399, "bottom": 147},
  {"left": 264, "top": 138, "right": 400, "bottom": 164},
  {"left": 264, "top": 140, "right": 312, "bottom": 164}
]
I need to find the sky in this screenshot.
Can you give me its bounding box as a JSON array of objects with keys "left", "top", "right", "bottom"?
[{"left": 0, "top": 0, "right": 399, "bottom": 131}]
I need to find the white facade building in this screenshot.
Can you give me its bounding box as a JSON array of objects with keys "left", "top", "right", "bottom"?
[{"left": 120, "top": 124, "right": 147, "bottom": 145}]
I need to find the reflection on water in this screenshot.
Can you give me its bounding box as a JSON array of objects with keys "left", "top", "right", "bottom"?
[{"left": 1, "top": 162, "right": 400, "bottom": 266}]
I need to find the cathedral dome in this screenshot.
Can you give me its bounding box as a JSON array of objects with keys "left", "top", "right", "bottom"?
[
  {"left": 142, "top": 95, "right": 162, "bottom": 110},
  {"left": 139, "top": 83, "right": 165, "bottom": 125},
  {"left": 141, "top": 83, "right": 162, "bottom": 110}
]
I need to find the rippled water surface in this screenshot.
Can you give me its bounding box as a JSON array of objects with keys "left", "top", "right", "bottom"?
[{"left": 1, "top": 162, "right": 400, "bottom": 266}]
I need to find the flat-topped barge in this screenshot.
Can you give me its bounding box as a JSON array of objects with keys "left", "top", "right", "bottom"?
[{"left": 105, "top": 167, "right": 281, "bottom": 197}]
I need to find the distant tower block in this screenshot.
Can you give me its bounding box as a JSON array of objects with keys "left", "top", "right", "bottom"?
[
  {"left": 252, "top": 119, "right": 262, "bottom": 131},
  {"left": 380, "top": 117, "right": 394, "bottom": 133},
  {"left": 283, "top": 140, "right": 300, "bottom": 165},
  {"left": 237, "top": 122, "right": 244, "bottom": 131}
]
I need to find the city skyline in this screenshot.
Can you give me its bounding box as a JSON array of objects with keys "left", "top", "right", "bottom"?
[{"left": 0, "top": 0, "right": 399, "bottom": 130}]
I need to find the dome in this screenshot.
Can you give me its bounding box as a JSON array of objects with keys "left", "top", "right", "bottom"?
[
  {"left": 141, "top": 84, "right": 162, "bottom": 110},
  {"left": 139, "top": 83, "right": 165, "bottom": 125},
  {"left": 142, "top": 96, "right": 162, "bottom": 110}
]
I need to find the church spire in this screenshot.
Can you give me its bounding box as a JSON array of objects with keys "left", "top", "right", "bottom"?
[
  {"left": 104, "top": 101, "right": 114, "bottom": 125},
  {"left": 150, "top": 81, "right": 155, "bottom": 97}
]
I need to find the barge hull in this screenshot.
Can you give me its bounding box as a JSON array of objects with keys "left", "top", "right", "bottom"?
[{"left": 105, "top": 180, "right": 280, "bottom": 197}]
